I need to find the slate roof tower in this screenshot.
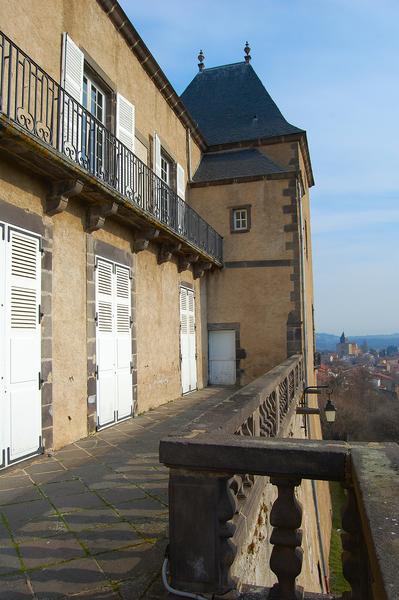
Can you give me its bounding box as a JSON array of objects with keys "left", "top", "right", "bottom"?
[{"left": 182, "top": 55, "right": 316, "bottom": 386}]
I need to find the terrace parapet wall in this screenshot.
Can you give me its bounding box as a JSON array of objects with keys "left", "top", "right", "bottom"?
[{"left": 159, "top": 355, "right": 327, "bottom": 593}]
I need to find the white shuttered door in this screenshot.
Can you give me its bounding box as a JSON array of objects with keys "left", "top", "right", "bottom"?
[
  {"left": 180, "top": 287, "right": 197, "bottom": 394},
  {"left": 0, "top": 224, "right": 42, "bottom": 469},
  {"left": 95, "top": 258, "right": 133, "bottom": 428}
]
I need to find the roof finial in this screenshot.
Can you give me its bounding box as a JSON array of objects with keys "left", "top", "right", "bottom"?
[
  {"left": 244, "top": 41, "right": 251, "bottom": 63},
  {"left": 198, "top": 49, "right": 205, "bottom": 72}
]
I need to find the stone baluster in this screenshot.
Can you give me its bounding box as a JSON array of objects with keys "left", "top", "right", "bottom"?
[
  {"left": 269, "top": 477, "right": 303, "bottom": 600},
  {"left": 341, "top": 484, "right": 371, "bottom": 600},
  {"left": 217, "top": 476, "right": 237, "bottom": 592},
  {"left": 275, "top": 386, "right": 281, "bottom": 434}
]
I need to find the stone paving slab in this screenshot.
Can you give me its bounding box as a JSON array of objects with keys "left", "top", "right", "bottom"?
[{"left": 0, "top": 386, "right": 234, "bottom": 598}]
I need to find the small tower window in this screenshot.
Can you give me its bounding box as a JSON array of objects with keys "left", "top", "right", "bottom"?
[{"left": 230, "top": 205, "right": 251, "bottom": 233}]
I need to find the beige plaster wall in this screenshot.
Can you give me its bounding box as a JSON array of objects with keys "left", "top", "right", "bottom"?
[
  {"left": 51, "top": 200, "right": 88, "bottom": 448},
  {"left": 258, "top": 140, "right": 297, "bottom": 170},
  {"left": 0, "top": 0, "right": 202, "bottom": 188},
  {"left": 190, "top": 177, "right": 295, "bottom": 383},
  {"left": 190, "top": 179, "right": 293, "bottom": 262},
  {"left": 135, "top": 246, "right": 207, "bottom": 412}
]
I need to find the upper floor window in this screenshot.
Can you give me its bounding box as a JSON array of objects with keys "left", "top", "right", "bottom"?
[
  {"left": 83, "top": 74, "right": 107, "bottom": 125},
  {"left": 160, "top": 153, "right": 171, "bottom": 186},
  {"left": 62, "top": 33, "right": 135, "bottom": 155},
  {"left": 230, "top": 205, "right": 251, "bottom": 233}
]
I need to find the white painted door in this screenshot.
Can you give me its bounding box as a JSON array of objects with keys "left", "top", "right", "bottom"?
[
  {"left": 209, "top": 330, "right": 236, "bottom": 385},
  {"left": 0, "top": 223, "right": 42, "bottom": 469},
  {"left": 180, "top": 287, "right": 197, "bottom": 394},
  {"left": 95, "top": 257, "right": 133, "bottom": 428}
]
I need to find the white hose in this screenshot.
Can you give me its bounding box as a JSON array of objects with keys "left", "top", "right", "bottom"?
[{"left": 162, "top": 558, "right": 209, "bottom": 600}]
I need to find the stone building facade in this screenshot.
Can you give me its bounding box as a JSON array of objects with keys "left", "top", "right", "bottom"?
[
  {"left": 0, "top": 0, "right": 316, "bottom": 467},
  {"left": 0, "top": 0, "right": 332, "bottom": 593}
]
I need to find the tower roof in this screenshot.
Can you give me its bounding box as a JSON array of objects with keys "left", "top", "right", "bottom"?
[{"left": 181, "top": 62, "right": 304, "bottom": 147}]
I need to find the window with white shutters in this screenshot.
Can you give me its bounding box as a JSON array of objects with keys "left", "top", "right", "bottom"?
[{"left": 0, "top": 224, "right": 42, "bottom": 468}]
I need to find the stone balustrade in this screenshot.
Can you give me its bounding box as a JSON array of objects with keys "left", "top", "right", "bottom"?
[
  {"left": 160, "top": 365, "right": 399, "bottom": 599},
  {"left": 160, "top": 355, "right": 306, "bottom": 594}
]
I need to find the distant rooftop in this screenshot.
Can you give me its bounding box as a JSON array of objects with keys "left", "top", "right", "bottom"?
[{"left": 181, "top": 62, "right": 304, "bottom": 147}]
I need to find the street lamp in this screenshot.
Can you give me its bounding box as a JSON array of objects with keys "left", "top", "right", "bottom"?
[
  {"left": 324, "top": 397, "right": 336, "bottom": 423},
  {"left": 296, "top": 386, "right": 337, "bottom": 423}
]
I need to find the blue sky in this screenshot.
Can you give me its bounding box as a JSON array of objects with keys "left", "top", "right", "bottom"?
[{"left": 120, "top": 0, "right": 399, "bottom": 335}]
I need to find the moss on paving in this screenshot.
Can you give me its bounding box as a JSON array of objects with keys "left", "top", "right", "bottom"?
[{"left": 329, "top": 482, "right": 350, "bottom": 594}]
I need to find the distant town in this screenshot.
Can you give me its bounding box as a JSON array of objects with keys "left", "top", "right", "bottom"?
[{"left": 316, "top": 331, "right": 399, "bottom": 399}]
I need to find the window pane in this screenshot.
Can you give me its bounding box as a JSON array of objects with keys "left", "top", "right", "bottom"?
[{"left": 233, "top": 209, "right": 248, "bottom": 230}]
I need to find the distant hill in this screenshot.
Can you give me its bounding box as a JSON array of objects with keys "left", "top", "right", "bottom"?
[{"left": 316, "top": 332, "right": 399, "bottom": 352}]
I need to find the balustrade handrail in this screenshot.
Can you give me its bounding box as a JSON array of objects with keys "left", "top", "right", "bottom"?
[
  {"left": 178, "top": 354, "right": 304, "bottom": 439},
  {"left": 0, "top": 31, "right": 223, "bottom": 263},
  {"left": 160, "top": 433, "right": 399, "bottom": 599}
]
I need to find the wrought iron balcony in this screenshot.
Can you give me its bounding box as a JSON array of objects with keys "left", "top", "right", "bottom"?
[{"left": 0, "top": 31, "right": 223, "bottom": 264}]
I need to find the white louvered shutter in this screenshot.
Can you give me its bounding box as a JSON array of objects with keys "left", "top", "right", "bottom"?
[
  {"left": 177, "top": 163, "right": 185, "bottom": 200},
  {"left": 115, "top": 265, "right": 133, "bottom": 420},
  {"left": 177, "top": 163, "right": 186, "bottom": 233},
  {"left": 180, "top": 287, "right": 190, "bottom": 394},
  {"left": 187, "top": 289, "right": 197, "bottom": 391},
  {"left": 0, "top": 225, "right": 5, "bottom": 466},
  {"left": 180, "top": 287, "right": 197, "bottom": 394},
  {"left": 116, "top": 94, "right": 135, "bottom": 196},
  {"left": 6, "top": 228, "right": 42, "bottom": 463},
  {"left": 116, "top": 94, "right": 135, "bottom": 152},
  {"left": 61, "top": 33, "right": 84, "bottom": 103},
  {"left": 95, "top": 258, "right": 117, "bottom": 427},
  {"left": 61, "top": 33, "right": 84, "bottom": 158}
]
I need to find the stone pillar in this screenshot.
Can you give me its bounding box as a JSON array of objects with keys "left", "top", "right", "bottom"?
[{"left": 168, "top": 469, "right": 237, "bottom": 595}]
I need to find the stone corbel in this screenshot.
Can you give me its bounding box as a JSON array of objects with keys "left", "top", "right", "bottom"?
[
  {"left": 193, "top": 261, "right": 213, "bottom": 279},
  {"left": 178, "top": 253, "right": 199, "bottom": 273},
  {"left": 46, "top": 179, "right": 84, "bottom": 216},
  {"left": 86, "top": 202, "right": 118, "bottom": 233},
  {"left": 158, "top": 242, "right": 182, "bottom": 265},
  {"left": 132, "top": 227, "right": 160, "bottom": 253}
]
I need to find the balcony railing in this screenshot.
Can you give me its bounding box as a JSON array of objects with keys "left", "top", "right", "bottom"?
[
  {"left": 159, "top": 355, "right": 304, "bottom": 594},
  {"left": 160, "top": 360, "right": 399, "bottom": 599},
  {"left": 0, "top": 32, "right": 223, "bottom": 263}
]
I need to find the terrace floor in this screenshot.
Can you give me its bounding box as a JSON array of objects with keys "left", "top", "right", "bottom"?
[{"left": 0, "top": 386, "right": 235, "bottom": 599}]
